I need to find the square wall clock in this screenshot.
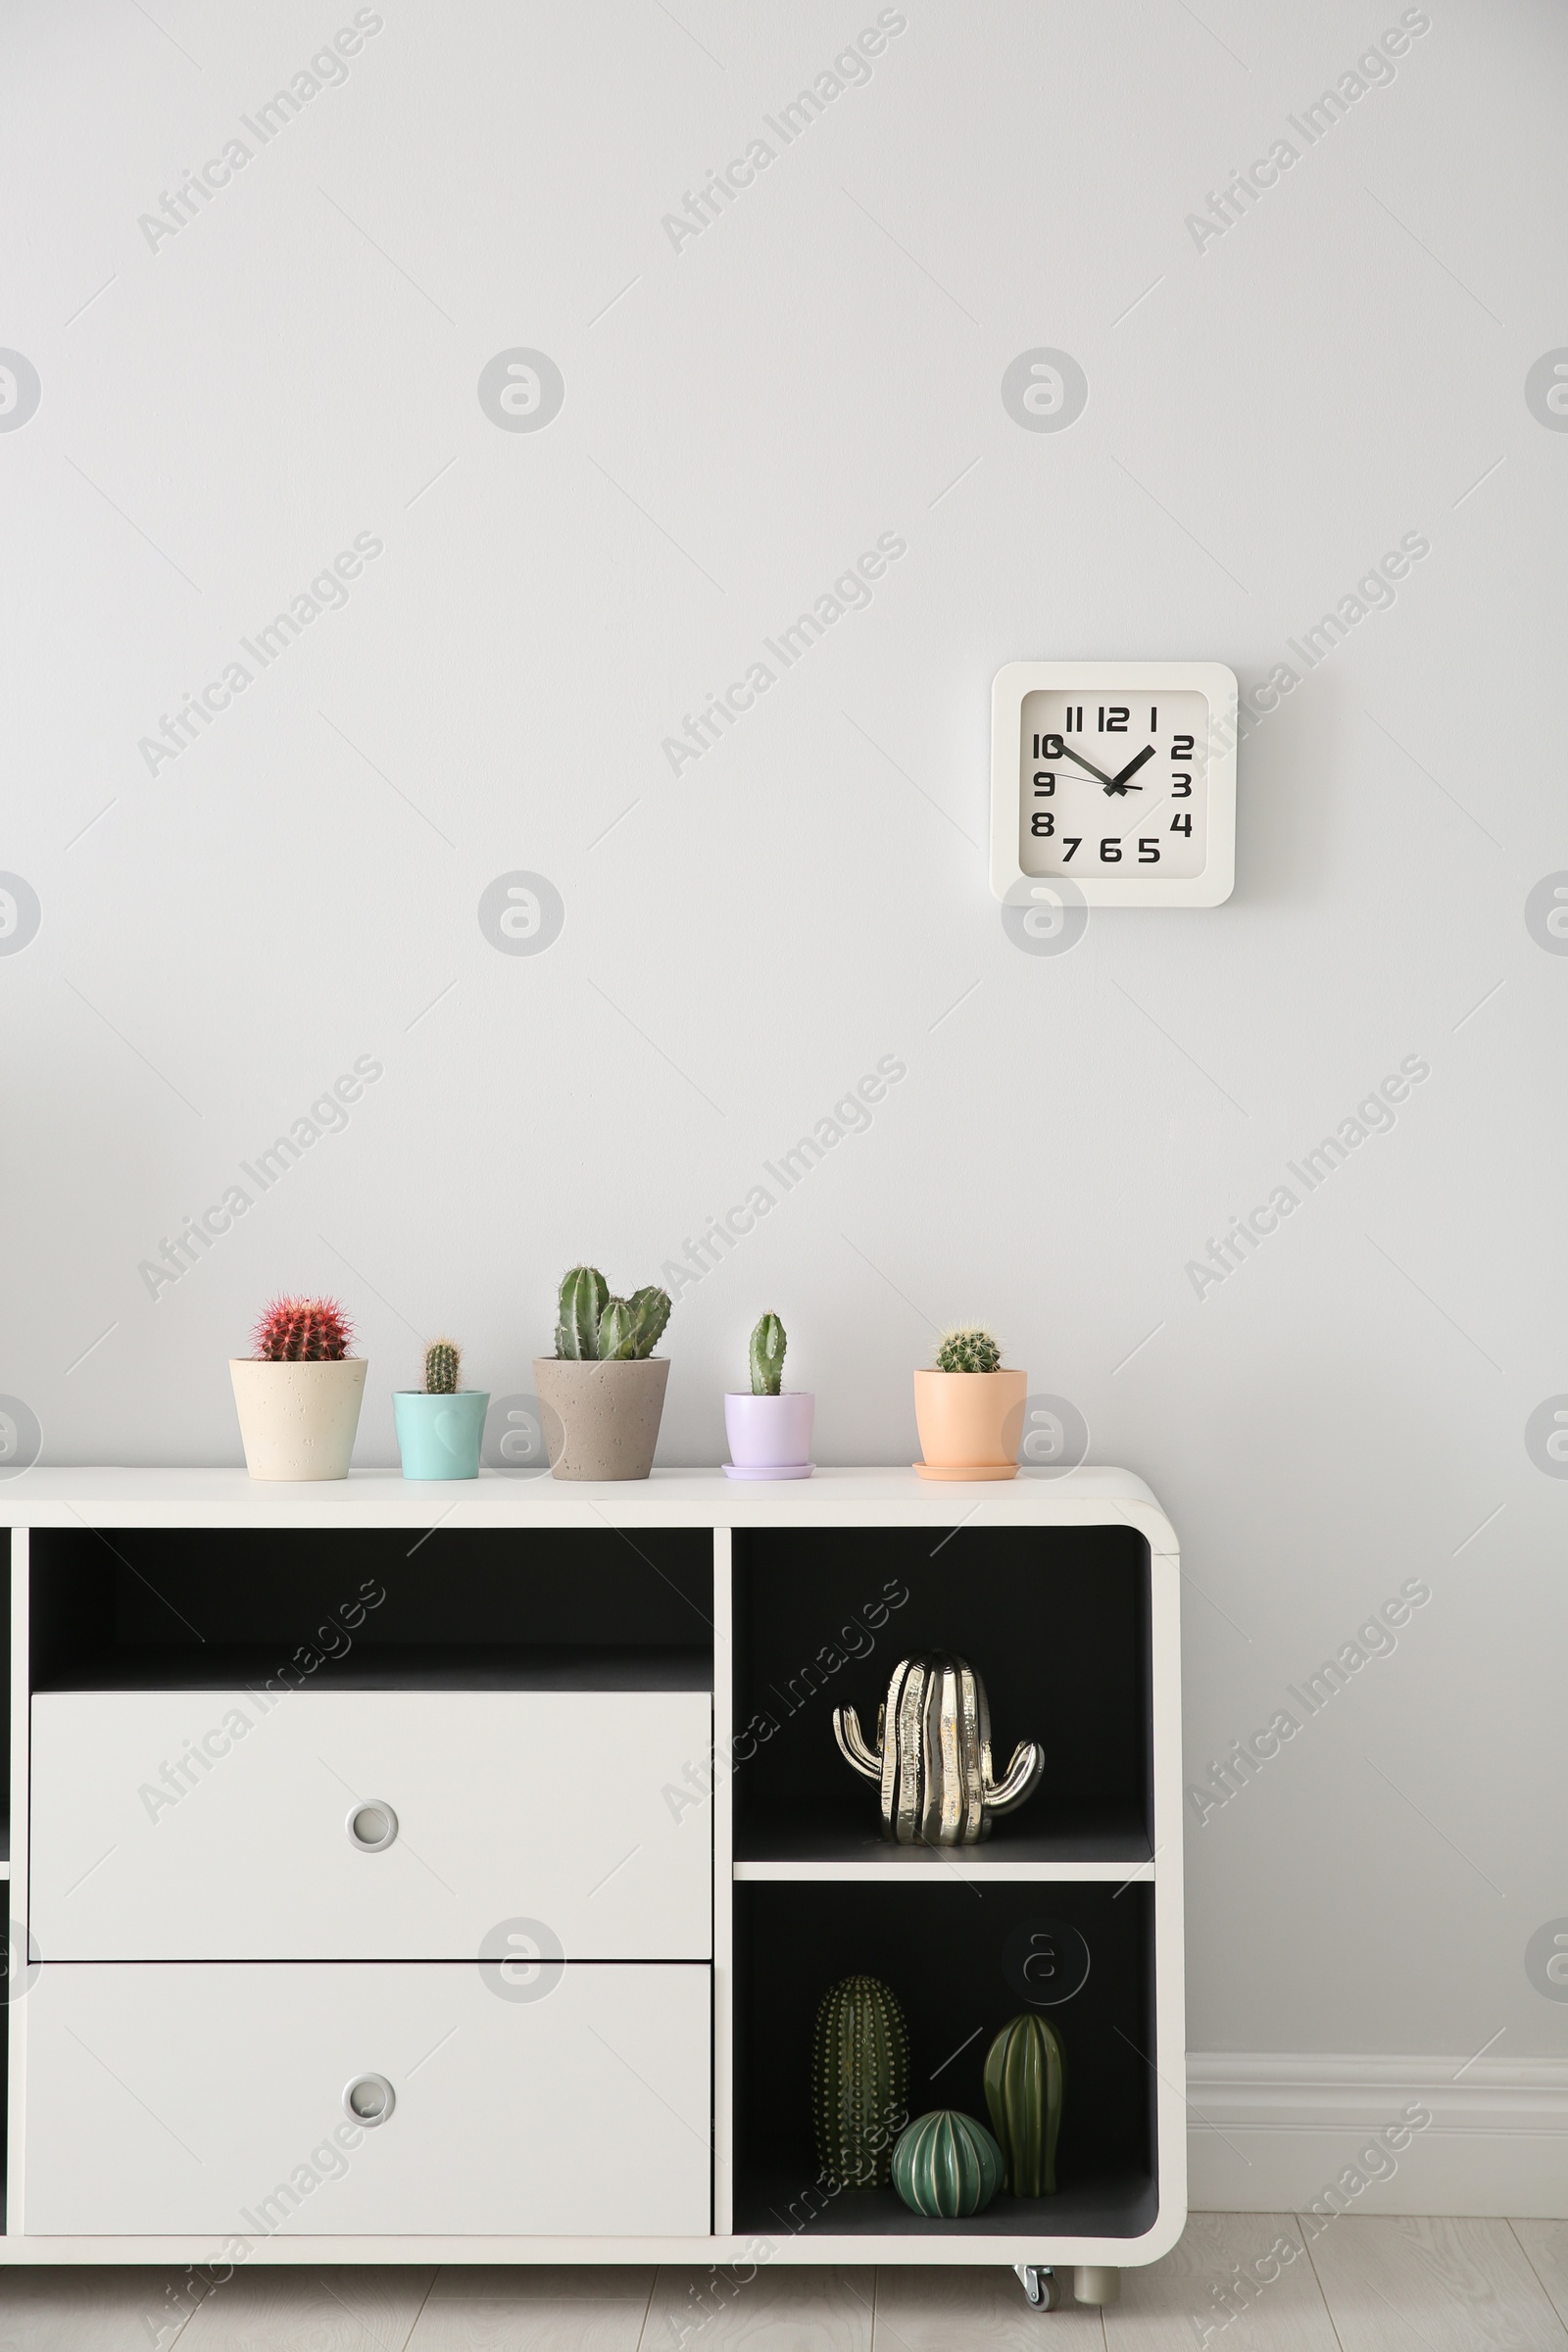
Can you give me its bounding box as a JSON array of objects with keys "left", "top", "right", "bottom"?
[{"left": 990, "top": 662, "right": 1238, "bottom": 906}]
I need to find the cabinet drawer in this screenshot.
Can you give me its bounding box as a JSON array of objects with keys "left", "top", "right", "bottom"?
[
  {"left": 24, "top": 1959, "right": 710, "bottom": 2236},
  {"left": 31, "top": 1689, "right": 710, "bottom": 1959}
]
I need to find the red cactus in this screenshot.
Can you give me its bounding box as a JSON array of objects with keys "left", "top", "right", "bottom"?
[{"left": 252, "top": 1295, "right": 355, "bottom": 1362}]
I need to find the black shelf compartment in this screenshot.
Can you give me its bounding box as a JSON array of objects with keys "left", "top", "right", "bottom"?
[
  {"left": 731, "top": 1525, "right": 1152, "bottom": 1864},
  {"left": 734, "top": 1880, "right": 1157, "bottom": 2237},
  {"left": 29, "top": 1527, "right": 712, "bottom": 1693}
]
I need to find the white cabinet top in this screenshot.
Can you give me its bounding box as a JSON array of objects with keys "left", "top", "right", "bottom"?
[{"left": 2, "top": 1463, "right": 1176, "bottom": 1544}]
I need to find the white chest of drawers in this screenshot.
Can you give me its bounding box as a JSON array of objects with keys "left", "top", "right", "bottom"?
[{"left": 0, "top": 1467, "right": 1185, "bottom": 2306}]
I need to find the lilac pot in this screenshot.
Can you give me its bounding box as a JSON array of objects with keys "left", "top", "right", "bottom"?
[{"left": 724, "top": 1392, "right": 815, "bottom": 1475}]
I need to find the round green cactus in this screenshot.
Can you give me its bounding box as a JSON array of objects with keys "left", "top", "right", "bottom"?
[
  {"left": 423, "top": 1339, "right": 461, "bottom": 1395},
  {"left": 891, "top": 2109, "right": 1003, "bottom": 2217},
  {"left": 934, "top": 1327, "right": 1003, "bottom": 1374},
  {"left": 983, "top": 2012, "right": 1064, "bottom": 2195},
  {"left": 811, "top": 1976, "right": 908, "bottom": 2190}
]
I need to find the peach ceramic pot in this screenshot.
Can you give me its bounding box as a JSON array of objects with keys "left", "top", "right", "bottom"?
[{"left": 912, "top": 1367, "right": 1027, "bottom": 1481}]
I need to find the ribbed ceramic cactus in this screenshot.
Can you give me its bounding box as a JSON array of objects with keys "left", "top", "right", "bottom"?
[
  {"left": 891, "top": 2109, "right": 1004, "bottom": 2217},
  {"left": 252, "top": 1296, "right": 354, "bottom": 1361},
  {"left": 811, "top": 1976, "right": 909, "bottom": 2189},
  {"left": 983, "top": 2013, "right": 1064, "bottom": 2195},
  {"left": 934, "top": 1327, "right": 1003, "bottom": 1373},
  {"left": 750, "top": 1312, "right": 786, "bottom": 1396},
  {"left": 553, "top": 1268, "right": 671, "bottom": 1361},
  {"left": 423, "top": 1338, "right": 461, "bottom": 1395}
]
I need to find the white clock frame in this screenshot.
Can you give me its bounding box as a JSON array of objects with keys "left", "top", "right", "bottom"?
[{"left": 990, "top": 662, "right": 1238, "bottom": 908}]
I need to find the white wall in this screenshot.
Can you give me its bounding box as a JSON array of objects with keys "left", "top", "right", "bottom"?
[{"left": 4, "top": 0, "right": 1566, "bottom": 2079}]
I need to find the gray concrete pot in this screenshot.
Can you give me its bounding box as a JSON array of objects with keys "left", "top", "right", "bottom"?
[{"left": 532, "top": 1356, "right": 670, "bottom": 1480}]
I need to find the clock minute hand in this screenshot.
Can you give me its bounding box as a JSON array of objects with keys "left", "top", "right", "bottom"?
[
  {"left": 1057, "top": 742, "right": 1116, "bottom": 788},
  {"left": 1108, "top": 744, "right": 1156, "bottom": 791}
]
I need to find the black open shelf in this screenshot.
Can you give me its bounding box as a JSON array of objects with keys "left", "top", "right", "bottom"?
[
  {"left": 734, "top": 1881, "right": 1157, "bottom": 2238},
  {"left": 731, "top": 1526, "right": 1152, "bottom": 1862},
  {"left": 28, "top": 1527, "right": 713, "bottom": 1691}
]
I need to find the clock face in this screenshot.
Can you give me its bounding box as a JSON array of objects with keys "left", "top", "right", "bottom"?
[
  {"left": 990, "top": 662, "right": 1237, "bottom": 906},
  {"left": 1018, "top": 689, "right": 1210, "bottom": 880}
]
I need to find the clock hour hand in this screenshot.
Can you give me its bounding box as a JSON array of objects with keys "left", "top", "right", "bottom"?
[
  {"left": 1056, "top": 741, "right": 1117, "bottom": 789},
  {"left": 1107, "top": 744, "right": 1156, "bottom": 793}
]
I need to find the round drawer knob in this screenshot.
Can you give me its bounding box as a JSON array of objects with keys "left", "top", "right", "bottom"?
[
  {"left": 346, "top": 1800, "right": 398, "bottom": 1851},
  {"left": 343, "top": 2073, "right": 396, "bottom": 2127}
]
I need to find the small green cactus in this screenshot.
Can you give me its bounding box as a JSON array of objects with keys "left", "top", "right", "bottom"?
[
  {"left": 750, "top": 1312, "right": 786, "bottom": 1396},
  {"left": 423, "top": 1338, "right": 461, "bottom": 1395},
  {"left": 553, "top": 1267, "right": 672, "bottom": 1361},
  {"left": 891, "top": 2110, "right": 1003, "bottom": 2218},
  {"left": 934, "top": 1326, "right": 1003, "bottom": 1374},
  {"left": 625, "top": 1285, "right": 672, "bottom": 1358},
  {"left": 811, "top": 1975, "right": 909, "bottom": 2189}
]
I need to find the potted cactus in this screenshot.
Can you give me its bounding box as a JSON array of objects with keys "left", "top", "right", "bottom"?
[
  {"left": 229, "top": 1296, "right": 367, "bottom": 1482},
  {"left": 912, "top": 1327, "right": 1027, "bottom": 1482},
  {"left": 532, "top": 1266, "right": 672, "bottom": 1481},
  {"left": 723, "top": 1312, "right": 813, "bottom": 1480},
  {"left": 393, "top": 1338, "right": 489, "bottom": 1481}
]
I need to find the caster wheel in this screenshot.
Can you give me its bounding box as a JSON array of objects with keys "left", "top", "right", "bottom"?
[{"left": 1014, "top": 2264, "right": 1063, "bottom": 2311}]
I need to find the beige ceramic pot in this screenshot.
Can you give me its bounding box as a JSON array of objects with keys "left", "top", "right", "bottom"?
[
  {"left": 229, "top": 1358, "right": 368, "bottom": 1481},
  {"left": 532, "top": 1357, "right": 670, "bottom": 1481},
  {"left": 912, "top": 1367, "right": 1027, "bottom": 1481}
]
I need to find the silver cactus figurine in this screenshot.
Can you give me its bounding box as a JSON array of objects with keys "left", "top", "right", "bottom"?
[{"left": 833, "top": 1651, "right": 1045, "bottom": 1844}]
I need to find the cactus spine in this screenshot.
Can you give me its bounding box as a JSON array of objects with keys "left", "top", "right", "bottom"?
[
  {"left": 983, "top": 2012, "right": 1064, "bottom": 2195},
  {"left": 749, "top": 1311, "right": 786, "bottom": 1396},
  {"left": 252, "top": 1296, "right": 354, "bottom": 1361},
  {"left": 891, "top": 2110, "right": 1003, "bottom": 2218},
  {"left": 934, "top": 1326, "right": 1003, "bottom": 1374},
  {"left": 423, "top": 1339, "right": 461, "bottom": 1395},
  {"left": 811, "top": 1976, "right": 908, "bottom": 2189},
  {"left": 554, "top": 1268, "right": 671, "bottom": 1361}
]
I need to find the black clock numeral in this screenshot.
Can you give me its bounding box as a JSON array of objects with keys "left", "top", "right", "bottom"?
[
  {"left": 1172, "top": 734, "right": 1195, "bottom": 758},
  {"left": 1139, "top": 838, "right": 1159, "bottom": 862},
  {"left": 1042, "top": 732, "right": 1064, "bottom": 758},
  {"left": 1100, "top": 838, "right": 1122, "bottom": 862},
  {"left": 1150, "top": 707, "right": 1157, "bottom": 731},
  {"left": 1063, "top": 707, "right": 1083, "bottom": 733},
  {"left": 1030, "top": 810, "right": 1054, "bottom": 837},
  {"left": 1105, "top": 706, "right": 1129, "bottom": 732},
  {"left": 1171, "top": 811, "right": 1193, "bottom": 837},
  {"left": 1061, "top": 836, "right": 1082, "bottom": 861},
  {"left": 1032, "top": 770, "right": 1055, "bottom": 797},
  {"left": 1171, "top": 771, "right": 1192, "bottom": 798}
]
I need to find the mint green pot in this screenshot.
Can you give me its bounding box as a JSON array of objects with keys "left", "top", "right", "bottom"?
[{"left": 393, "top": 1390, "right": 490, "bottom": 1480}]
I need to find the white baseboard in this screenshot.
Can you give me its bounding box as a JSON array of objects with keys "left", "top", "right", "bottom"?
[{"left": 1186, "top": 2053, "right": 1568, "bottom": 2219}]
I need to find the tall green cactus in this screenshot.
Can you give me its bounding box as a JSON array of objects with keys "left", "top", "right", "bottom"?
[
  {"left": 423, "top": 1338, "right": 461, "bottom": 1395},
  {"left": 983, "top": 2012, "right": 1064, "bottom": 2195},
  {"left": 811, "top": 1976, "right": 908, "bottom": 2189},
  {"left": 556, "top": 1266, "right": 609, "bottom": 1359},
  {"left": 750, "top": 1311, "right": 786, "bottom": 1396},
  {"left": 553, "top": 1267, "right": 671, "bottom": 1361}
]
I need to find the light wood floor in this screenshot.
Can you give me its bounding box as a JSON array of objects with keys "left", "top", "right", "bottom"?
[{"left": 3, "top": 2218, "right": 1568, "bottom": 2350}]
